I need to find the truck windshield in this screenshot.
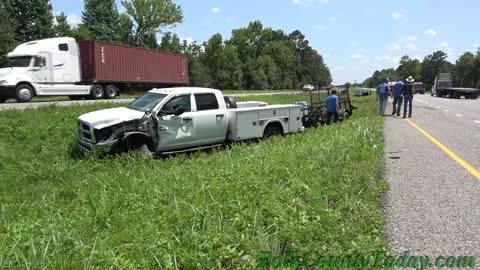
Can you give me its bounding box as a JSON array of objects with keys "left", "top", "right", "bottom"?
[
  {"left": 128, "top": 92, "right": 168, "bottom": 112},
  {"left": 6, "top": 56, "right": 33, "bottom": 68}
]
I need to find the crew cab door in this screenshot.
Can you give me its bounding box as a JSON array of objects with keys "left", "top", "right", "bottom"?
[
  {"left": 156, "top": 94, "right": 197, "bottom": 151},
  {"left": 192, "top": 93, "right": 228, "bottom": 145}
]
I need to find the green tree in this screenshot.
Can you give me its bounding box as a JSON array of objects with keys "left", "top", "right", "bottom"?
[
  {"left": 454, "top": 52, "right": 475, "bottom": 87},
  {"left": 397, "top": 55, "right": 421, "bottom": 80},
  {"left": 82, "top": 0, "right": 120, "bottom": 42},
  {"left": 54, "top": 12, "right": 73, "bottom": 37},
  {"left": 121, "top": 0, "right": 183, "bottom": 46},
  {"left": 0, "top": 1, "right": 17, "bottom": 66},
  {"left": 72, "top": 24, "right": 93, "bottom": 40},
  {"left": 420, "top": 51, "right": 449, "bottom": 86},
  {"left": 159, "top": 32, "right": 182, "bottom": 53},
  {"left": 5, "top": 0, "right": 54, "bottom": 42},
  {"left": 117, "top": 13, "right": 134, "bottom": 45}
]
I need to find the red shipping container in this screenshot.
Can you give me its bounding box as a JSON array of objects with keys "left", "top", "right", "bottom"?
[{"left": 78, "top": 40, "right": 188, "bottom": 85}]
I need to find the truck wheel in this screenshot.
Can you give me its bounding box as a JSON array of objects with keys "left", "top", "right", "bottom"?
[
  {"left": 0, "top": 97, "right": 7, "bottom": 103},
  {"left": 105, "top": 85, "right": 118, "bottom": 99},
  {"left": 15, "top": 84, "right": 34, "bottom": 102},
  {"left": 90, "top": 85, "right": 105, "bottom": 99},
  {"left": 263, "top": 125, "right": 282, "bottom": 139},
  {"left": 134, "top": 143, "right": 152, "bottom": 156}
]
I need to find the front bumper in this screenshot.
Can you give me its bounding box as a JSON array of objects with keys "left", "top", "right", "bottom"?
[
  {"left": 77, "top": 138, "right": 118, "bottom": 155},
  {"left": 0, "top": 85, "right": 16, "bottom": 98}
]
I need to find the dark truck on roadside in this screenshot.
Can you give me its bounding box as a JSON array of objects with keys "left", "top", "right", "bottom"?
[{"left": 432, "top": 73, "right": 479, "bottom": 99}]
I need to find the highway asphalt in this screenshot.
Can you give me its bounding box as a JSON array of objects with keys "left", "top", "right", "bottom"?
[
  {"left": 383, "top": 94, "right": 480, "bottom": 260},
  {"left": 0, "top": 91, "right": 300, "bottom": 111}
]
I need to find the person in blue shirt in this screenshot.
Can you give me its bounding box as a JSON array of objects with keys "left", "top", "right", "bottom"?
[
  {"left": 378, "top": 78, "right": 391, "bottom": 116},
  {"left": 392, "top": 78, "right": 405, "bottom": 116},
  {"left": 325, "top": 87, "right": 340, "bottom": 125}
]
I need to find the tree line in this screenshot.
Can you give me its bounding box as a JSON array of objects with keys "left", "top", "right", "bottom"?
[
  {"left": 0, "top": 0, "right": 332, "bottom": 90},
  {"left": 362, "top": 50, "right": 480, "bottom": 90}
]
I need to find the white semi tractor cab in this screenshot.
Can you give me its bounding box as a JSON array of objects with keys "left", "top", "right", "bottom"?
[{"left": 77, "top": 87, "right": 305, "bottom": 155}]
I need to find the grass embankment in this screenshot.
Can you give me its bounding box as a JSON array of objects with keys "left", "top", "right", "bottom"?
[{"left": 0, "top": 94, "right": 386, "bottom": 269}]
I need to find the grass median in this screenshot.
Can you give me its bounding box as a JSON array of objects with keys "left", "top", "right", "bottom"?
[{"left": 0, "top": 94, "right": 387, "bottom": 269}]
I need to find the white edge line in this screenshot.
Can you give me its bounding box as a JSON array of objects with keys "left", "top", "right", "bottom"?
[{"left": 456, "top": 114, "right": 463, "bottom": 117}]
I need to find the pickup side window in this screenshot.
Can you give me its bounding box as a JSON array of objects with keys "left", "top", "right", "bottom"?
[
  {"left": 162, "top": 95, "right": 191, "bottom": 112},
  {"left": 195, "top": 93, "right": 219, "bottom": 111},
  {"left": 59, "top": 43, "right": 69, "bottom": 51}
]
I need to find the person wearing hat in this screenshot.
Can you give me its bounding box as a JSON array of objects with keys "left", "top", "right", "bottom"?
[
  {"left": 402, "top": 76, "right": 415, "bottom": 118},
  {"left": 378, "top": 78, "right": 391, "bottom": 116}
]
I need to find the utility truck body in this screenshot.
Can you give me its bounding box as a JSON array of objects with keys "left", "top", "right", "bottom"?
[{"left": 77, "top": 87, "right": 304, "bottom": 155}]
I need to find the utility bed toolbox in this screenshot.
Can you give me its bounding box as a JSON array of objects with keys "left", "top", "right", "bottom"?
[{"left": 227, "top": 105, "right": 303, "bottom": 141}]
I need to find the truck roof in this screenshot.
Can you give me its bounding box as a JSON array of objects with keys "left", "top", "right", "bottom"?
[
  {"left": 8, "top": 37, "right": 75, "bottom": 57},
  {"left": 149, "top": 87, "right": 222, "bottom": 95}
]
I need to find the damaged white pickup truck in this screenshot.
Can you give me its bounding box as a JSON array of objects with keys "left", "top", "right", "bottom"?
[{"left": 77, "top": 87, "right": 304, "bottom": 155}]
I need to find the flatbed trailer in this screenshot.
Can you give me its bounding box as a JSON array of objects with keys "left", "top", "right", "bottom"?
[
  {"left": 296, "top": 85, "right": 354, "bottom": 128},
  {"left": 432, "top": 73, "right": 479, "bottom": 99}
]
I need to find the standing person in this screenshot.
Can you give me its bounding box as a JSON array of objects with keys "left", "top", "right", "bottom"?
[
  {"left": 402, "top": 76, "right": 415, "bottom": 118},
  {"left": 378, "top": 78, "right": 391, "bottom": 116},
  {"left": 392, "top": 78, "right": 405, "bottom": 116},
  {"left": 325, "top": 87, "right": 340, "bottom": 125}
]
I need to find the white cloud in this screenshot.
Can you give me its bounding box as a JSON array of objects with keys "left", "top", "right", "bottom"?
[
  {"left": 388, "top": 44, "right": 401, "bottom": 51},
  {"left": 366, "top": 9, "right": 373, "bottom": 15},
  {"left": 315, "top": 25, "right": 326, "bottom": 31},
  {"left": 211, "top": 7, "right": 220, "bottom": 14},
  {"left": 406, "top": 36, "right": 417, "bottom": 42},
  {"left": 352, "top": 54, "right": 366, "bottom": 59},
  {"left": 328, "top": 16, "right": 337, "bottom": 22},
  {"left": 323, "top": 53, "right": 331, "bottom": 58},
  {"left": 475, "top": 44, "right": 479, "bottom": 49},
  {"left": 424, "top": 28, "right": 437, "bottom": 36},
  {"left": 183, "top": 37, "right": 194, "bottom": 45},
  {"left": 405, "top": 43, "right": 418, "bottom": 51},
  {"left": 413, "top": 54, "right": 422, "bottom": 60},
  {"left": 392, "top": 12, "right": 405, "bottom": 19},
  {"left": 439, "top": 42, "right": 449, "bottom": 51}
]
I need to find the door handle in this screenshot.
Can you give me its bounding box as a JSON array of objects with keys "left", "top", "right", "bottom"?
[
  {"left": 182, "top": 117, "right": 193, "bottom": 122},
  {"left": 159, "top": 126, "right": 168, "bottom": 131},
  {"left": 216, "top": 114, "right": 225, "bottom": 118}
]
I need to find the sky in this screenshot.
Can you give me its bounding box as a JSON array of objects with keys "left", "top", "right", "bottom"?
[{"left": 51, "top": 0, "right": 480, "bottom": 85}]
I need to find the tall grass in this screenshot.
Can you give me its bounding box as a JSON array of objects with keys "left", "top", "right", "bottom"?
[{"left": 0, "top": 94, "right": 386, "bottom": 269}]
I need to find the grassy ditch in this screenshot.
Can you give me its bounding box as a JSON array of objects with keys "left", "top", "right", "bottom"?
[{"left": 0, "top": 94, "right": 386, "bottom": 269}]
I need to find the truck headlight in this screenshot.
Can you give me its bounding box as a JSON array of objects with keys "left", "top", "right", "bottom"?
[{"left": 0, "top": 80, "right": 8, "bottom": 86}]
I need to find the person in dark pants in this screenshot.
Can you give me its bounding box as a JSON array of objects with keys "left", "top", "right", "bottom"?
[
  {"left": 402, "top": 76, "right": 415, "bottom": 118},
  {"left": 392, "top": 78, "right": 404, "bottom": 116},
  {"left": 325, "top": 87, "right": 340, "bottom": 125}
]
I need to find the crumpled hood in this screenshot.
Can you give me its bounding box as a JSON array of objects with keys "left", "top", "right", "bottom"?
[
  {"left": 78, "top": 107, "right": 146, "bottom": 130},
  {"left": 0, "top": 67, "right": 27, "bottom": 82}
]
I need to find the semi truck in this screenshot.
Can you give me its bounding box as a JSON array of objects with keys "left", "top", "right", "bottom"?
[
  {"left": 0, "top": 37, "right": 188, "bottom": 103},
  {"left": 77, "top": 87, "right": 304, "bottom": 155},
  {"left": 432, "top": 73, "right": 479, "bottom": 99}
]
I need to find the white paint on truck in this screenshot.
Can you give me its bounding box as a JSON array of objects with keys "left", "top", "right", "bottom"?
[{"left": 77, "top": 87, "right": 304, "bottom": 155}]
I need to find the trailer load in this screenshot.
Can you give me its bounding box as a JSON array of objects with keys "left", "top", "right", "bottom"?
[
  {"left": 432, "top": 73, "right": 479, "bottom": 99},
  {"left": 0, "top": 37, "right": 188, "bottom": 103}
]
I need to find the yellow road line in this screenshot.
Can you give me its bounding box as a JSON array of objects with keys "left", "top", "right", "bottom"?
[{"left": 405, "top": 119, "right": 480, "bottom": 181}]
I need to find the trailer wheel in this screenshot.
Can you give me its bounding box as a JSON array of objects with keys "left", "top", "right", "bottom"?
[
  {"left": 90, "top": 85, "right": 105, "bottom": 99},
  {"left": 343, "top": 111, "right": 350, "bottom": 119},
  {"left": 15, "top": 84, "right": 34, "bottom": 102},
  {"left": 105, "top": 85, "right": 118, "bottom": 99},
  {"left": 263, "top": 125, "right": 282, "bottom": 139}
]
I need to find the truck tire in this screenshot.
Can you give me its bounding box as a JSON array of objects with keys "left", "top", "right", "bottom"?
[
  {"left": 15, "top": 84, "right": 34, "bottom": 102},
  {"left": 90, "top": 85, "right": 105, "bottom": 99},
  {"left": 263, "top": 125, "right": 282, "bottom": 139},
  {"left": 0, "top": 97, "right": 7, "bottom": 103},
  {"left": 133, "top": 143, "right": 153, "bottom": 156},
  {"left": 105, "top": 85, "right": 118, "bottom": 99}
]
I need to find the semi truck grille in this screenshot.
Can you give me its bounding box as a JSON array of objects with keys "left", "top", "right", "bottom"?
[{"left": 78, "top": 121, "right": 95, "bottom": 143}]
